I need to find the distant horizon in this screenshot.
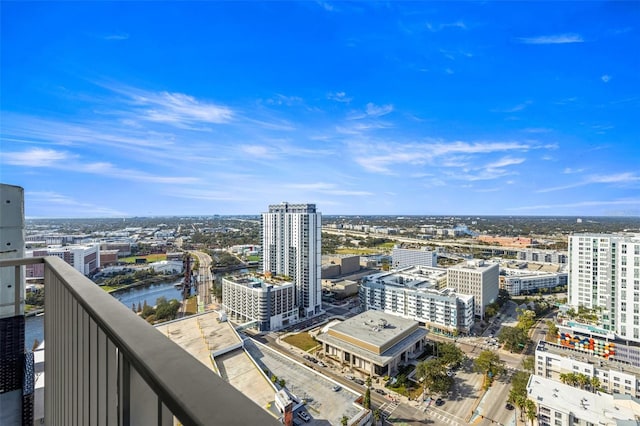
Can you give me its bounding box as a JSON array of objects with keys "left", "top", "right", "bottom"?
[
  {"left": 2, "top": 2, "right": 639, "bottom": 217},
  {"left": 24, "top": 213, "right": 640, "bottom": 221}
]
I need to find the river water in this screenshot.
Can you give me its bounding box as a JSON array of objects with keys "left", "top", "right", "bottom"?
[{"left": 24, "top": 280, "right": 183, "bottom": 350}]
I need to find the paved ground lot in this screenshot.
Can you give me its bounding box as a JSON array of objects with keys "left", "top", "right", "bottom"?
[
  {"left": 244, "top": 338, "right": 365, "bottom": 425},
  {"left": 216, "top": 348, "right": 275, "bottom": 410}
]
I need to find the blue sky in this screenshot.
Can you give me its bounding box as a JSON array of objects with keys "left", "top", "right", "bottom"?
[{"left": 1, "top": 1, "right": 639, "bottom": 218}]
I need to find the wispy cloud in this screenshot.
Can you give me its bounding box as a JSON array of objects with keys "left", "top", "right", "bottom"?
[
  {"left": 537, "top": 172, "right": 640, "bottom": 193},
  {"left": 327, "top": 91, "right": 352, "bottom": 103},
  {"left": 601, "top": 74, "right": 611, "bottom": 83},
  {"left": 493, "top": 101, "right": 532, "bottom": 113},
  {"left": 353, "top": 140, "right": 540, "bottom": 174},
  {"left": 426, "top": 21, "right": 467, "bottom": 32},
  {"left": 563, "top": 167, "right": 584, "bottom": 174},
  {"left": 4, "top": 147, "right": 75, "bottom": 167},
  {"left": 103, "top": 32, "right": 129, "bottom": 41},
  {"left": 518, "top": 33, "right": 584, "bottom": 44},
  {"left": 316, "top": 1, "right": 334, "bottom": 12},
  {"left": 510, "top": 198, "right": 640, "bottom": 211},
  {"left": 266, "top": 94, "right": 304, "bottom": 106},
  {"left": 27, "top": 191, "right": 129, "bottom": 217},
  {"left": 365, "top": 102, "right": 394, "bottom": 117},
  {"left": 285, "top": 182, "right": 373, "bottom": 196}
]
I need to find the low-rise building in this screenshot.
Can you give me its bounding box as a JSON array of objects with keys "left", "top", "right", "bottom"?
[
  {"left": 535, "top": 340, "right": 640, "bottom": 398},
  {"left": 500, "top": 269, "right": 567, "bottom": 296},
  {"left": 26, "top": 244, "right": 100, "bottom": 277},
  {"left": 527, "top": 374, "right": 640, "bottom": 426},
  {"left": 316, "top": 311, "right": 428, "bottom": 377}
]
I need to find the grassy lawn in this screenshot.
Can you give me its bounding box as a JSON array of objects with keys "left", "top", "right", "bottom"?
[
  {"left": 388, "top": 384, "right": 423, "bottom": 399},
  {"left": 283, "top": 332, "right": 320, "bottom": 352},
  {"left": 335, "top": 248, "right": 380, "bottom": 255},
  {"left": 247, "top": 255, "right": 260, "bottom": 261},
  {"left": 119, "top": 254, "right": 167, "bottom": 264},
  {"left": 377, "top": 242, "right": 397, "bottom": 249},
  {"left": 101, "top": 285, "right": 126, "bottom": 292}
]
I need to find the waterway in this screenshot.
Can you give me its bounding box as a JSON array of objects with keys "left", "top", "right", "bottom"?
[{"left": 24, "top": 280, "right": 183, "bottom": 350}]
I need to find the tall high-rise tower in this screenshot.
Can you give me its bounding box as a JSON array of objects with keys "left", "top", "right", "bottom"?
[
  {"left": 261, "top": 202, "right": 322, "bottom": 318},
  {"left": 568, "top": 233, "right": 640, "bottom": 342}
]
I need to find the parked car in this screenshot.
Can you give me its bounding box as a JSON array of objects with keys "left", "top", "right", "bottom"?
[
  {"left": 374, "top": 388, "right": 386, "bottom": 395},
  {"left": 297, "top": 411, "right": 311, "bottom": 422},
  {"left": 354, "top": 378, "right": 365, "bottom": 385},
  {"left": 435, "top": 398, "right": 444, "bottom": 406},
  {"left": 505, "top": 403, "right": 514, "bottom": 410},
  {"left": 318, "top": 361, "right": 326, "bottom": 367},
  {"left": 331, "top": 385, "right": 341, "bottom": 392},
  {"left": 345, "top": 375, "right": 355, "bottom": 380}
]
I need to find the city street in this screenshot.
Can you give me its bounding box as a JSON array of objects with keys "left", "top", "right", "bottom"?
[{"left": 192, "top": 251, "right": 212, "bottom": 312}]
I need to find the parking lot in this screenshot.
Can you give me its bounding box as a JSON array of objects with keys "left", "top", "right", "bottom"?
[{"left": 244, "top": 339, "right": 364, "bottom": 425}]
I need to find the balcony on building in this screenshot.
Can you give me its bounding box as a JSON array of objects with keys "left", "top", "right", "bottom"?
[{"left": 1, "top": 256, "right": 279, "bottom": 426}]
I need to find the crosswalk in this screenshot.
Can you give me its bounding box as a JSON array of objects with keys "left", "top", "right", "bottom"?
[
  {"left": 381, "top": 400, "right": 399, "bottom": 418},
  {"left": 423, "top": 409, "right": 462, "bottom": 425}
]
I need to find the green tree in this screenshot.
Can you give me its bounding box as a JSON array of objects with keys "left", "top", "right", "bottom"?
[
  {"left": 340, "top": 415, "right": 349, "bottom": 426},
  {"left": 473, "top": 350, "right": 505, "bottom": 388},
  {"left": 437, "top": 342, "right": 464, "bottom": 367},
  {"left": 498, "top": 326, "right": 529, "bottom": 352},
  {"left": 373, "top": 409, "right": 381, "bottom": 426},
  {"left": 521, "top": 356, "right": 535, "bottom": 373},
  {"left": 363, "top": 387, "right": 371, "bottom": 409},
  {"left": 524, "top": 399, "right": 537, "bottom": 426},
  {"left": 416, "top": 358, "right": 453, "bottom": 396},
  {"left": 546, "top": 320, "right": 559, "bottom": 341},
  {"left": 589, "top": 377, "right": 601, "bottom": 393},
  {"left": 517, "top": 309, "right": 537, "bottom": 331}
]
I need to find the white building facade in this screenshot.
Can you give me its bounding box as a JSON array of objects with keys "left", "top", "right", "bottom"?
[
  {"left": 568, "top": 233, "right": 640, "bottom": 342},
  {"left": 261, "top": 202, "right": 322, "bottom": 318},
  {"left": 500, "top": 270, "right": 567, "bottom": 296},
  {"left": 221, "top": 275, "right": 298, "bottom": 332},
  {"left": 446, "top": 260, "right": 499, "bottom": 319},
  {"left": 391, "top": 247, "right": 437, "bottom": 268},
  {"left": 359, "top": 267, "right": 474, "bottom": 334}
]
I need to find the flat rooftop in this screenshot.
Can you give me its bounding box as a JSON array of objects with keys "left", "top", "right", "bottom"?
[
  {"left": 329, "top": 310, "right": 418, "bottom": 348},
  {"left": 537, "top": 341, "right": 640, "bottom": 376},
  {"left": 527, "top": 375, "right": 639, "bottom": 424}
]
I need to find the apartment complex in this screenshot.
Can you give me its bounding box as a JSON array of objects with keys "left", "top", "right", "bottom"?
[
  {"left": 527, "top": 374, "right": 640, "bottom": 426},
  {"left": 391, "top": 246, "right": 437, "bottom": 268},
  {"left": 568, "top": 233, "right": 640, "bottom": 342},
  {"left": 261, "top": 202, "right": 322, "bottom": 318},
  {"left": 359, "top": 266, "right": 474, "bottom": 334},
  {"left": 26, "top": 244, "right": 100, "bottom": 278},
  {"left": 500, "top": 269, "right": 567, "bottom": 296},
  {"left": 446, "top": 260, "right": 499, "bottom": 319},
  {"left": 535, "top": 341, "right": 640, "bottom": 398},
  {"left": 221, "top": 275, "right": 298, "bottom": 331}
]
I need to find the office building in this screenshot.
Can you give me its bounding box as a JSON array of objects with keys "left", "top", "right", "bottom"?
[
  {"left": 359, "top": 267, "right": 474, "bottom": 334},
  {"left": 447, "top": 260, "right": 499, "bottom": 319},
  {"left": 26, "top": 243, "right": 100, "bottom": 278},
  {"left": 568, "top": 233, "right": 640, "bottom": 342},
  {"left": 316, "top": 311, "right": 429, "bottom": 377},
  {"left": 391, "top": 246, "right": 437, "bottom": 268},
  {"left": 261, "top": 202, "right": 321, "bottom": 318}
]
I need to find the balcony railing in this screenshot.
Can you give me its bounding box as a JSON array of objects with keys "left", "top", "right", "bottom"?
[{"left": 1, "top": 256, "right": 279, "bottom": 426}]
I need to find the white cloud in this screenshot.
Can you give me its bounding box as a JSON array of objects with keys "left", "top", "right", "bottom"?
[
  {"left": 3, "top": 148, "right": 74, "bottom": 166},
  {"left": 563, "top": 167, "right": 584, "bottom": 174},
  {"left": 510, "top": 199, "right": 640, "bottom": 211},
  {"left": 493, "top": 101, "right": 532, "bottom": 113},
  {"left": 537, "top": 172, "right": 640, "bottom": 193},
  {"left": 485, "top": 157, "right": 526, "bottom": 169},
  {"left": 27, "top": 191, "right": 129, "bottom": 217},
  {"left": 285, "top": 182, "right": 372, "bottom": 196},
  {"left": 601, "top": 75, "right": 611, "bottom": 83},
  {"left": 426, "top": 21, "right": 467, "bottom": 32},
  {"left": 518, "top": 34, "right": 584, "bottom": 44},
  {"left": 328, "top": 91, "right": 352, "bottom": 103},
  {"left": 266, "top": 94, "right": 304, "bottom": 106},
  {"left": 104, "top": 33, "right": 129, "bottom": 41},
  {"left": 365, "top": 102, "right": 394, "bottom": 117}
]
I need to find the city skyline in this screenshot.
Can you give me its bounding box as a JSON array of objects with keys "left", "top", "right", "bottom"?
[{"left": 1, "top": 2, "right": 639, "bottom": 218}]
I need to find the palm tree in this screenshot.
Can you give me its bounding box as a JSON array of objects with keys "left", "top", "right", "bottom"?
[
  {"left": 373, "top": 409, "right": 381, "bottom": 426},
  {"left": 576, "top": 373, "right": 589, "bottom": 390},
  {"left": 340, "top": 415, "right": 349, "bottom": 426},
  {"left": 590, "top": 377, "right": 601, "bottom": 393},
  {"left": 559, "top": 373, "right": 569, "bottom": 385},
  {"left": 524, "top": 399, "right": 537, "bottom": 426}
]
